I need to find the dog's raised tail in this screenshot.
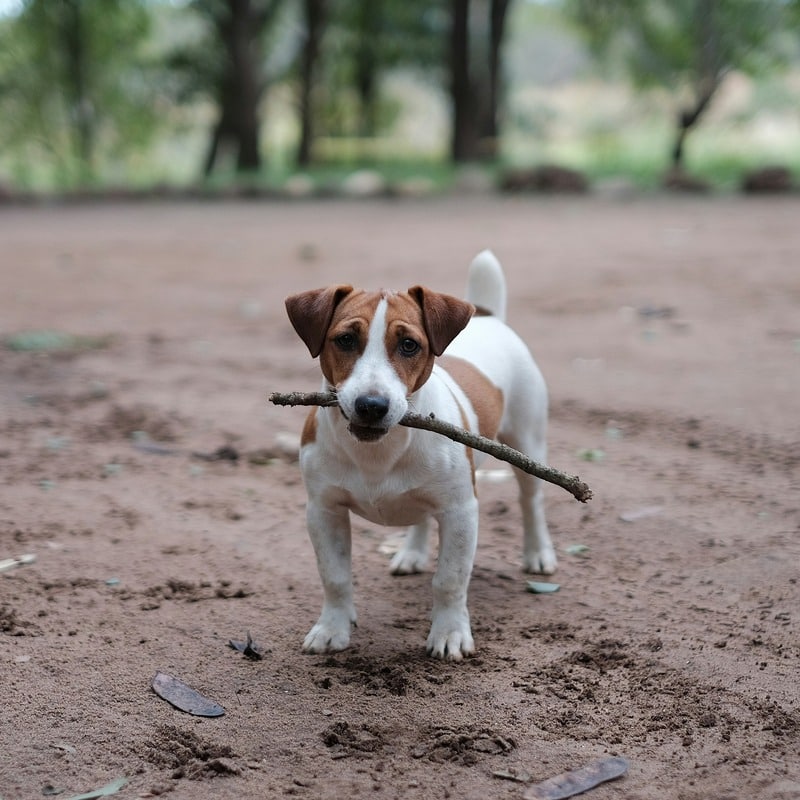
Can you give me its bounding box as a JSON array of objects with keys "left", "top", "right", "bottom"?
[{"left": 466, "top": 249, "right": 507, "bottom": 323}]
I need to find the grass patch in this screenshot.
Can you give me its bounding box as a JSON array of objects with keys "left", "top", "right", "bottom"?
[{"left": 5, "top": 331, "right": 113, "bottom": 353}]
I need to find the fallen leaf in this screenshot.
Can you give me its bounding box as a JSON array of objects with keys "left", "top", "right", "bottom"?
[
  {"left": 523, "top": 756, "right": 629, "bottom": 800},
  {"left": 65, "top": 776, "right": 128, "bottom": 800},
  {"left": 0, "top": 553, "right": 36, "bottom": 573},
  {"left": 151, "top": 671, "right": 225, "bottom": 717},
  {"left": 577, "top": 448, "right": 605, "bottom": 462},
  {"left": 492, "top": 768, "right": 532, "bottom": 783},
  {"left": 50, "top": 741, "right": 77, "bottom": 754},
  {"left": 5, "top": 330, "right": 111, "bottom": 353},
  {"left": 619, "top": 506, "right": 663, "bottom": 523},
  {"left": 229, "top": 632, "right": 265, "bottom": 660},
  {"left": 564, "top": 544, "right": 590, "bottom": 556},
  {"left": 526, "top": 581, "right": 560, "bottom": 594}
]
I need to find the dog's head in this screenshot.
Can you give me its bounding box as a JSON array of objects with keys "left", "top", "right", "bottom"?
[{"left": 285, "top": 285, "right": 474, "bottom": 442}]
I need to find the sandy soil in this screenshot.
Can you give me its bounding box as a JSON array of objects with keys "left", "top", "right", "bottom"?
[{"left": 1, "top": 196, "right": 798, "bottom": 800}]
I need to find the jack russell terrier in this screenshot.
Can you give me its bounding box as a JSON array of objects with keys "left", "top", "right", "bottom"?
[{"left": 284, "top": 250, "right": 555, "bottom": 661}]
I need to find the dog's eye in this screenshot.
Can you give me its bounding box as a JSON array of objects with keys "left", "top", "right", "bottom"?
[
  {"left": 398, "top": 337, "right": 421, "bottom": 357},
  {"left": 334, "top": 333, "right": 357, "bottom": 351}
]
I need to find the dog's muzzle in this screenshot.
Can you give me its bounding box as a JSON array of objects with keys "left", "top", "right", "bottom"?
[{"left": 347, "top": 394, "right": 390, "bottom": 442}]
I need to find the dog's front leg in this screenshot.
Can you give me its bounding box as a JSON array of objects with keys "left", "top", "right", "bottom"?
[
  {"left": 303, "top": 501, "right": 357, "bottom": 654},
  {"left": 426, "top": 500, "right": 479, "bottom": 661}
]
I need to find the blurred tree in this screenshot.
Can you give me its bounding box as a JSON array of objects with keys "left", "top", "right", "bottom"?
[
  {"left": 567, "top": 0, "right": 790, "bottom": 171},
  {"left": 350, "top": 1, "right": 383, "bottom": 137},
  {"left": 450, "top": 0, "right": 513, "bottom": 162},
  {"left": 0, "top": 0, "right": 154, "bottom": 185},
  {"left": 297, "top": 0, "right": 328, "bottom": 167},
  {"left": 171, "top": 0, "right": 287, "bottom": 175},
  {"left": 294, "top": 0, "right": 445, "bottom": 165},
  {"left": 343, "top": 0, "right": 445, "bottom": 138}
]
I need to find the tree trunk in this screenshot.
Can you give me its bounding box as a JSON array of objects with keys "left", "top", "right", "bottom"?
[
  {"left": 450, "top": 0, "right": 511, "bottom": 162},
  {"left": 204, "top": 0, "right": 268, "bottom": 176},
  {"left": 61, "top": 0, "right": 94, "bottom": 179},
  {"left": 354, "top": 1, "right": 380, "bottom": 138},
  {"left": 481, "top": 0, "right": 510, "bottom": 154},
  {"left": 671, "top": 0, "right": 720, "bottom": 170},
  {"left": 671, "top": 85, "right": 716, "bottom": 169},
  {"left": 297, "top": 0, "right": 327, "bottom": 167},
  {"left": 450, "top": 0, "right": 479, "bottom": 162}
]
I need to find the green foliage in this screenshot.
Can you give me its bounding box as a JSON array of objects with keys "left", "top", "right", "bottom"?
[
  {"left": 0, "top": 0, "right": 159, "bottom": 187},
  {"left": 313, "top": 0, "right": 447, "bottom": 140},
  {"left": 567, "top": 0, "right": 790, "bottom": 91},
  {"left": 165, "top": 0, "right": 292, "bottom": 104},
  {"left": 0, "top": 0, "right": 796, "bottom": 190},
  {"left": 564, "top": 0, "right": 793, "bottom": 167}
]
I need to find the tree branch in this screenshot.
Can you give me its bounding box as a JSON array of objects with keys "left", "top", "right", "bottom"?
[{"left": 269, "top": 390, "right": 593, "bottom": 503}]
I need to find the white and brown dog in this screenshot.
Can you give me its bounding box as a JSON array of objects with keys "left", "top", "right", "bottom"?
[{"left": 285, "top": 250, "right": 555, "bottom": 661}]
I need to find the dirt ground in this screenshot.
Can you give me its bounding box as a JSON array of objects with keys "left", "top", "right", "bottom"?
[{"left": 1, "top": 195, "right": 798, "bottom": 800}]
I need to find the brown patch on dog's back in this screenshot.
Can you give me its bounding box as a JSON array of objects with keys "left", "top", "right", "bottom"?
[
  {"left": 301, "top": 407, "right": 318, "bottom": 446},
  {"left": 454, "top": 401, "right": 477, "bottom": 491},
  {"left": 437, "top": 356, "right": 503, "bottom": 441}
]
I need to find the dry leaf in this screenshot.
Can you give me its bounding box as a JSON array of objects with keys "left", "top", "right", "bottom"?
[
  {"left": 151, "top": 671, "right": 225, "bottom": 717},
  {"left": 524, "top": 756, "right": 628, "bottom": 800},
  {"left": 228, "top": 632, "right": 265, "bottom": 660}
]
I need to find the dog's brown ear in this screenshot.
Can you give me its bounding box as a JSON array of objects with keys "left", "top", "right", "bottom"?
[
  {"left": 285, "top": 285, "right": 353, "bottom": 358},
  {"left": 408, "top": 286, "right": 475, "bottom": 357}
]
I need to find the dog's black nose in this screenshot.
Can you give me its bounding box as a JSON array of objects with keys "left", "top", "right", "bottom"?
[{"left": 354, "top": 394, "right": 390, "bottom": 422}]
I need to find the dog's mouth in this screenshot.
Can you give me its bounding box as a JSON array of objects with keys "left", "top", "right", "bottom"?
[{"left": 347, "top": 422, "right": 388, "bottom": 442}]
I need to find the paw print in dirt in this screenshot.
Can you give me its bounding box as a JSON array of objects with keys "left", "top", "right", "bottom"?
[{"left": 411, "top": 726, "right": 516, "bottom": 765}]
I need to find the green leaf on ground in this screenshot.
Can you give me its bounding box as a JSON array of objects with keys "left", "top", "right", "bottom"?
[
  {"left": 577, "top": 448, "right": 605, "bottom": 462},
  {"left": 564, "top": 544, "right": 590, "bottom": 556},
  {"left": 5, "top": 330, "right": 111, "bottom": 353},
  {"left": 66, "top": 777, "right": 128, "bottom": 800},
  {"left": 526, "top": 581, "right": 560, "bottom": 594}
]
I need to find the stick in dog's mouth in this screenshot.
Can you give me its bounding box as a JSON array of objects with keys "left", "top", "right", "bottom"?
[{"left": 269, "top": 390, "right": 593, "bottom": 503}]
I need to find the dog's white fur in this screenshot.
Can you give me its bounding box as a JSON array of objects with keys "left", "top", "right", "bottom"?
[{"left": 285, "top": 251, "right": 554, "bottom": 661}]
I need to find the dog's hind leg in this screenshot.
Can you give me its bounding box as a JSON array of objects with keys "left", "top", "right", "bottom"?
[
  {"left": 501, "top": 428, "right": 557, "bottom": 575},
  {"left": 516, "top": 468, "right": 557, "bottom": 575},
  {"left": 390, "top": 520, "right": 430, "bottom": 574}
]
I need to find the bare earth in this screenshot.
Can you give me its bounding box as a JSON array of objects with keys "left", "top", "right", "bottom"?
[{"left": 1, "top": 196, "right": 798, "bottom": 800}]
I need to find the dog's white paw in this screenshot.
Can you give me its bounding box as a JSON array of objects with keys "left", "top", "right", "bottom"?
[
  {"left": 426, "top": 611, "right": 475, "bottom": 661},
  {"left": 389, "top": 548, "right": 429, "bottom": 575},
  {"left": 302, "top": 610, "right": 355, "bottom": 654},
  {"left": 524, "top": 546, "right": 558, "bottom": 575}
]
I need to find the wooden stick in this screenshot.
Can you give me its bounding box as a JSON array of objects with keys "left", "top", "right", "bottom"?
[{"left": 269, "top": 390, "right": 592, "bottom": 503}]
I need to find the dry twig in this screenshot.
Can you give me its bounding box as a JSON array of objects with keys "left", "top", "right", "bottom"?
[{"left": 269, "top": 391, "right": 592, "bottom": 503}]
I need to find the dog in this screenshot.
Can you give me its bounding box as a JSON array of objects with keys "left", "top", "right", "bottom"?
[{"left": 284, "top": 250, "right": 555, "bottom": 661}]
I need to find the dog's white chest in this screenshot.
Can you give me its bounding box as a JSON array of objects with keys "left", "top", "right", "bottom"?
[{"left": 344, "top": 487, "right": 437, "bottom": 527}]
